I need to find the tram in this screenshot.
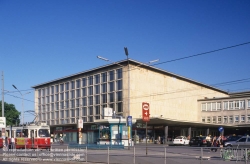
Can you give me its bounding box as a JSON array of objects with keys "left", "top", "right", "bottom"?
[{"left": 5, "top": 122, "right": 51, "bottom": 149}]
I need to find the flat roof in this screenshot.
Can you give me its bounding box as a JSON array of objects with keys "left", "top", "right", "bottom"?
[{"left": 31, "top": 59, "right": 227, "bottom": 94}]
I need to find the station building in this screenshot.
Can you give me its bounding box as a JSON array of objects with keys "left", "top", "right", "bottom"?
[{"left": 32, "top": 59, "right": 250, "bottom": 144}]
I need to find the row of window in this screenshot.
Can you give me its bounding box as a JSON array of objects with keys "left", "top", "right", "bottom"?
[
  {"left": 38, "top": 80, "right": 122, "bottom": 105},
  {"left": 38, "top": 69, "right": 123, "bottom": 97},
  {"left": 39, "top": 103, "right": 123, "bottom": 123},
  {"left": 38, "top": 91, "right": 122, "bottom": 113},
  {"left": 201, "top": 100, "right": 250, "bottom": 111},
  {"left": 44, "top": 116, "right": 96, "bottom": 125},
  {"left": 202, "top": 115, "right": 250, "bottom": 124}
]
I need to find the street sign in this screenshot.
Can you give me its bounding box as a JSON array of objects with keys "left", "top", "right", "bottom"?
[
  {"left": 218, "top": 126, "right": 224, "bottom": 132},
  {"left": 142, "top": 102, "right": 150, "bottom": 122},
  {"left": 127, "top": 116, "right": 132, "bottom": 127}
]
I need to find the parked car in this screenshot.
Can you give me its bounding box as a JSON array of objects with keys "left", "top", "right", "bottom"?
[
  {"left": 189, "top": 136, "right": 207, "bottom": 147},
  {"left": 224, "top": 136, "right": 250, "bottom": 147},
  {"left": 173, "top": 136, "right": 189, "bottom": 145}
]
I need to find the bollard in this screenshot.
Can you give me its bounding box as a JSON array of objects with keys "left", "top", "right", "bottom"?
[
  {"left": 85, "top": 146, "right": 88, "bottom": 163},
  {"left": 107, "top": 147, "right": 110, "bottom": 164},
  {"left": 200, "top": 147, "right": 203, "bottom": 164},
  {"left": 133, "top": 146, "right": 135, "bottom": 164},
  {"left": 165, "top": 147, "right": 166, "bottom": 164}
]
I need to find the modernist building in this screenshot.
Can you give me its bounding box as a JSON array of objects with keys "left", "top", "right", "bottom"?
[{"left": 32, "top": 59, "right": 247, "bottom": 144}]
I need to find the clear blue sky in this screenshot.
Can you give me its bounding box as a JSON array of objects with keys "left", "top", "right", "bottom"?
[{"left": 1, "top": 0, "right": 250, "bottom": 122}]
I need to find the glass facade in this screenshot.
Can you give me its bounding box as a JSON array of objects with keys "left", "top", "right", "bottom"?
[{"left": 37, "top": 68, "right": 123, "bottom": 125}]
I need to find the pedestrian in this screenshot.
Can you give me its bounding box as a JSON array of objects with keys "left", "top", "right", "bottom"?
[
  {"left": 11, "top": 136, "right": 15, "bottom": 150},
  {"left": 211, "top": 136, "right": 217, "bottom": 152},
  {"left": 206, "top": 135, "right": 211, "bottom": 147}
]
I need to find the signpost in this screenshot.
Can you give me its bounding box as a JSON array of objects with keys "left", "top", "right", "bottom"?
[
  {"left": 218, "top": 126, "right": 224, "bottom": 135},
  {"left": 142, "top": 102, "right": 150, "bottom": 155},
  {"left": 127, "top": 116, "right": 132, "bottom": 150}
]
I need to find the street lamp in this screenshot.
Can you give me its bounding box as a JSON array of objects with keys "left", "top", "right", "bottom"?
[{"left": 12, "top": 85, "right": 31, "bottom": 126}]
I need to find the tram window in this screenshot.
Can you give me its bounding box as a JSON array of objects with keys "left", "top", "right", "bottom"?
[
  {"left": 0, "top": 130, "right": 2, "bottom": 137},
  {"left": 22, "top": 129, "right": 28, "bottom": 137},
  {"left": 16, "top": 130, "right": 22, "bottom": 137},
  {"left": 38, "top": 129, "right": 49, "bottom": 137},
  {"left": 35, "top": 130, "right": 37, "bottom": 137}
]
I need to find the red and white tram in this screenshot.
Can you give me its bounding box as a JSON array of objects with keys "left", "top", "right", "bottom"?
[{"left": 5, "top": 122, "right": 51, "bottom": 149}]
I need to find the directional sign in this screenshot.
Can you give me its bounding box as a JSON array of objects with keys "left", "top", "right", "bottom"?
[
  {"left": 127, "top": 116, "right": 132, "bottom": 127},
  {"left": 218, "top": 126, "right": 224, "bottom": 132},
  {"left": 142, "top": 102, "right": 150, "bottom": 122}
]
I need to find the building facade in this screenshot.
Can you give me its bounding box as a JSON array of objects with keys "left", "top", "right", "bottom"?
[{"left": 32, "top": 59, "right": 240, "bottom": 144}]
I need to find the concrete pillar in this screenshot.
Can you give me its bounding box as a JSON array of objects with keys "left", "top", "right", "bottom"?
[
  {"left": 164, "top": 126, "right": 168, "bottom": 144},
  {"left": 206, "top": 128, "right": 210, "bottom": 136},
  {"left": 188, "top": 127, "right": 191, "bottom": 138}
]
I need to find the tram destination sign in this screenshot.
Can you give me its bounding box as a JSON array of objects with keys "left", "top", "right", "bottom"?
[{"left": 142, "top": 102, "right": 150, "bottom": 122}]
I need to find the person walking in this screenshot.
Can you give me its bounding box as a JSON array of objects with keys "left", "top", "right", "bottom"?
[
  {"left": 211, "top": 136, "right": 217, "bottom": 152},
  {"left": 206, "top": 135, "right": 211, "bottom": 147},
  {"left": 11, "top": 136, "right": 15, "bottom": 150}
]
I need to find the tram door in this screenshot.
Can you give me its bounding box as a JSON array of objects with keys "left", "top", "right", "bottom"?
[{"left": 31, "top": 130, "right": 34, "bottom": 148}]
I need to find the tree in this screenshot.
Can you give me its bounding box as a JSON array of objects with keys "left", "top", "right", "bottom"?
[{"left": 0, "top": 101, "right": 21, "bottom": 126}]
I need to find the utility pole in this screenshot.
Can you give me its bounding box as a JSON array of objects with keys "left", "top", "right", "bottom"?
[{"left": 2, "top": 71, "right": 4, "bottom": 117}]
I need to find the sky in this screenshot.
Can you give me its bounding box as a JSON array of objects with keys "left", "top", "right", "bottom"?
[{"left": 0, "top": 0, "right": 250, "bottom": 123}]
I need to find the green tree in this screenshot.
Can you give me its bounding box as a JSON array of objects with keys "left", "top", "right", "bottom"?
[{"left": 0, "top": 101, "right": 21, "bottom": 126}]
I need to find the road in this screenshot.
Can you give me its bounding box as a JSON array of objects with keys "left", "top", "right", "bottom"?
[{"left": 0, "top": 144, "right": 248, "bottom": 164}]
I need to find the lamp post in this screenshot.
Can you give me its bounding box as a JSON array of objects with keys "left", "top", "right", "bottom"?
[{"left": 12, "top": 85, "right": 31, "bottom": 126}]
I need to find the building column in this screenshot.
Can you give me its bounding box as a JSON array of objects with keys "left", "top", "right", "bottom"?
[
  {"left": 164, "top": 126, "right": 168, "bottom": 144},
  {"left": 188, "top": 127, "right": 191, "bottom": 139},
  {"left": 206, "top": 128, "right": 210, "bottom": 136}
]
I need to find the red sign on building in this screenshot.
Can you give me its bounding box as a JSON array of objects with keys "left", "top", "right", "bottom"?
[{"left": 142, "top": 102, "right": 150, "bottom": 122}]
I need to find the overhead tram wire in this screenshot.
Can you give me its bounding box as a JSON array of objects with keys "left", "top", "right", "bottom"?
[{"left": 150, "top": 41, "right": 250, "bottom": 66}]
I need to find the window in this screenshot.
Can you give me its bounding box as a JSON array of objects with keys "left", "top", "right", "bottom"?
[
  {"left": 55, "top": 94, "right": 59, "bottom": 101},
  {"left": 65, "top": 91, "right": 69, "bottom": 100},
  {"left": 82, "top": 107, "right": 87, "bottom": 116},
  {"left": 202, "top": 117, "right": 205, "bottom": 123},
  {"left": 235, "top": 101, "right": 239, "bottom": 109},
  {"left": 88, "top": 96, "right": 93, "bottom": 105},
  {"left": 76, "top": 79, "right": 81, "bottom": 88},
  {"left": 117, "top": 80, "right": 122, "bottom": 90},
  {"left": 71, "top": 81, "right": 75, "bottom": 89},
  {"left": 95, "top": 85, "right": 100, "bottom": 94},
  {"left": 60, "top": 84, "right": 64, "bottom": 92},
  {"left": 218, "top": 116, "right": 221, "bottom": 123},
  {"left": 55, "top": 85, "right": 59, "bottom": 93},
  {"left": 51, "top": 103, "right": 54, "bottom": 111},
  {"left": 95, "top": 106, "right": 100, "bottom": 115},
  {"left": 223, "top": 101, "right": 228, "bottom": 110},
  {"left": 71, "top": 100, "right": 75, "bottom": 108},
  {"left": 235, "top": 115, "right": 239, "bottom": 123},
  {"left": 212, "top": 116, "right": 216, "bottom": 123},
  {"left": 207, "top": 117, "right": 211, "bottom": 123},
  {"left": 38, "top": 89, "right": 41, "bottom": 97},
  {"left": 56, "top": 102, "right": 59, "bottom": 110},
  {"left": 101, "top": 72, "right": 107, "bottom": 82},
  {"left": 71, "top": 109, "right": 75, "bottom": 117},
  {"left": 71, "top": 90, "right": 75, "bottom": 99},
  {"left": 51, "top": 86, "right": 54, "bottom": 94},
  {"left": 88, "top": 86, "right": 93, "bottom": 95},
  {"left": 60, "top": 110, "right": 64, "bottom": 118},
  {"left": 46, "top": 87, "right": 50, "bottom": 95},
  {"left": 117, "top": 102, "right": 122, "bottom": 113},
  {"left": 82, "top": 78, "right": 87, "bottom": 87},
  {"left": 82, "top": 88, "right": 87, "bottom": 97},
  {"left": 76, "top": 89, "right": 80, "bottom": 98},
  {"left": 247, "top": 115, "right": 250, "bottom": 122},
  {"left": 229, "top": 101, "right": 234, "bottom": 109},
  {"left": 207, "top": 103, "right": 211, "bottom": 111},
  {"left": 117, "top": 91, "right": 122, "bottom": 101},
  {"left": 240, "top": 100, "right": 245, "bottom": 109},
  {"left": 88, "top": 106, "right": 93, "bottom": 115},
  {"left": 95, "top": 74, "right": 100, "bottom": 84},
  {"left": 223, "top": 116, "right": 227, "bottom": 123},
  {"left": 109, "top": 93, "right": 114, "bottom": 103},
  {"left": 76, "top": 99, "right": 80, "bottom": 107},
  {"left": 60, "top": 93, "right": 64, "bottom": 101},
  {"left": 60, "top": 102, "right": 64, "bottom": 109},
  {"left": 51, "top": 95, "right": 54, "bottom": 103},
  {"left": 248, "top": 100, "right": 250, "bottom": 108},
  {"left": 102, "top": 83, "right": 107, "bottom": 93},
  {"left": 65, "top": 82, "right": 69, "bottom": 90},
  {"left": 201, "top": 103, "right": 206, "bottom": 111},
  {"left": 212, "top": 102, "right": 216, "bottom": 111},
  {"left": 109, "top": 82, "right": 114, "bottom": 92},
  {"left": 109, "top": 70, "right": 114, "bottom": 81},
  {"left": 95, "top": 95, "right": 100, "bottom": 104},
  {"left": 82, "top": 97, "right": 87, "bottom": 106},
  {"left": 229, "top": 116, "right": 233, "bottom": 123},
  {"left": 46, "top": 96, "right": 50, "bottom": 103},
  {"left": 88, "top": 76, "right": 93, "bottom": 85},
  {"left": 51, "top": 112, "right": 54, "bottom": 119},
  {"left": 217, "top": 102, "right": 221, "bottom": 110},
  {"left": 117, "top": 68, "right": 122, "bottom": 79},
  {"left": 241, "top": 115, "right": 245, "bottom": 122},
  {"left": 102, "top": 94, "right": 107, "bottom": 103},
  {"left": 65, "top": 110, "right": 69, "bottom": 117},
  {"left": 65, "top": 101, "right": 69, "bottom": 108}
]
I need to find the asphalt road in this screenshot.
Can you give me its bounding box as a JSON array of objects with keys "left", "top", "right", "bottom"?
[{"left": 0, "top": 144, "right": 248, "bottom": 164}]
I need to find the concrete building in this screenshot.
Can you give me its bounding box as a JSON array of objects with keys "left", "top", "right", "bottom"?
[{"left": 32, "top": 59, "right": 242, "bottom": 144}]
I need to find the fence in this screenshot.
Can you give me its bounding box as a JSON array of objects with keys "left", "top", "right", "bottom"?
[{"left": 1, "top": 144, "right": 250, "bottom": 164}]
